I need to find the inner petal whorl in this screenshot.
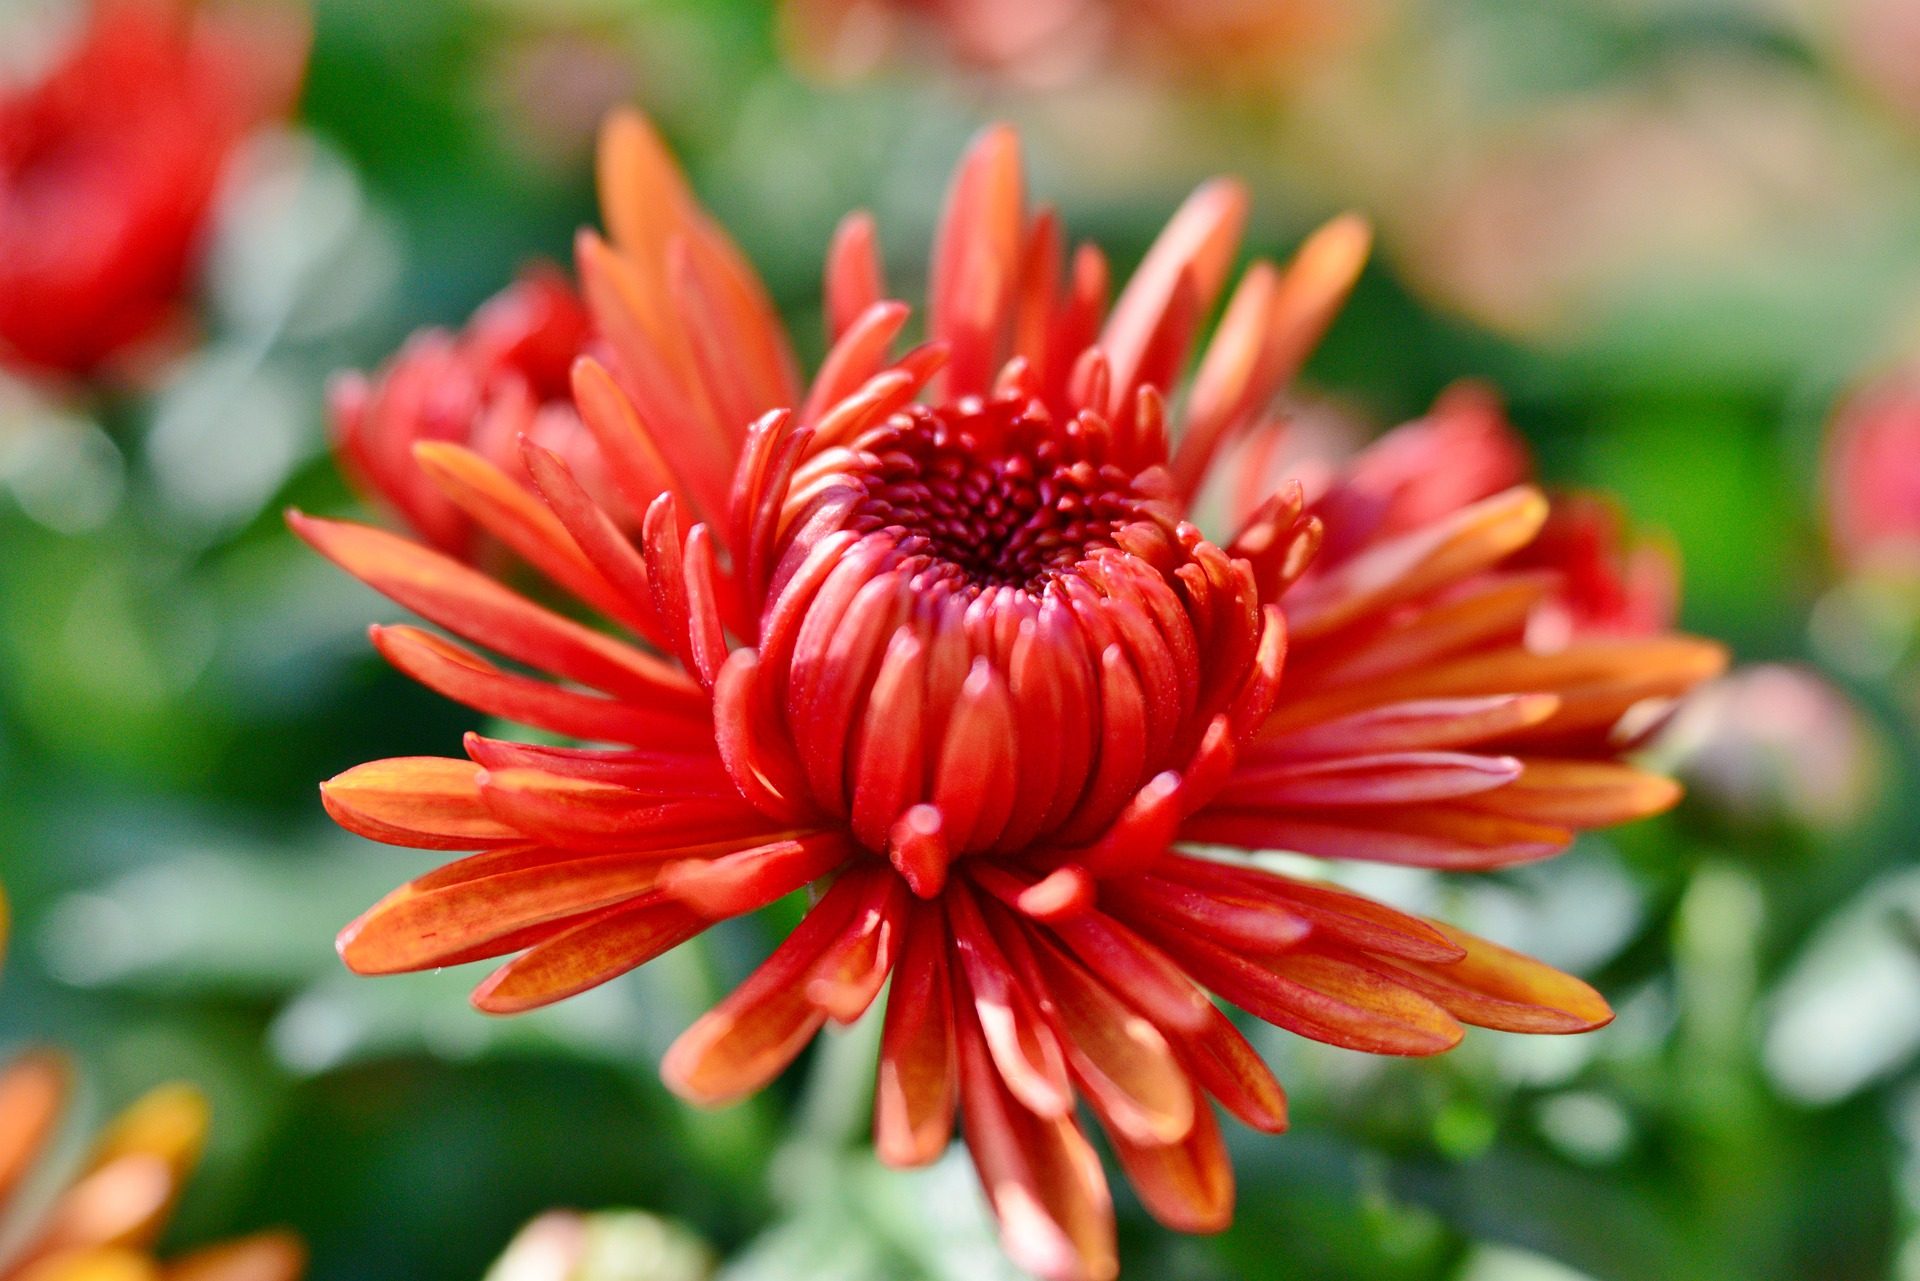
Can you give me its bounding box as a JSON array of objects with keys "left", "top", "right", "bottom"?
[{"left": 754, "top": 395, "right": 1257, "bottom": 861}]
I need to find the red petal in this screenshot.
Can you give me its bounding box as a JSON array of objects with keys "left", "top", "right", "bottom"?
[
  {"left": 1107, "top": 1100, "right": 1233, "bottom": 1234},
  {"left": 874, "top": 897, "right": 958, "bottom": 1168},
  {"left": 1023, "top": 933, "right": 1196, "bottom": 1146},
  {"left": 1146, "top": 930, "right": 1464, "bottom": 1057},
  {"left": 947, "top": 885, "right": 1074, "bottom": 1118},
  {"left": 660, "top": 884, "right": 860, "bottom": 1105},
  {"left": 956, "top": 1002, "right": 1118, "bottom": 1281}
]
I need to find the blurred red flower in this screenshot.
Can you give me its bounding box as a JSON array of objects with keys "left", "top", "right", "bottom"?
[
  {"left": 0, "top": 0, "right": 306, "bottom": 383},
  {"left": 1824, "top": 363, "right": 1920, "bottom": 579},
  {"left": 297, "top": 112, "right": 1725, "bottom": 1280}
]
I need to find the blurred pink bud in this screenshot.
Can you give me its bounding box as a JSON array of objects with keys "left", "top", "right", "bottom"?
[
  {"left": 1823, "top": 363, "right": 1920, "bottom": 580},
  {"left": 1661, "top": 664, "right": 1881, "bottom": 830}
]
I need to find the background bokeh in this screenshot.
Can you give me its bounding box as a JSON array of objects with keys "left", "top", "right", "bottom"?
[{"left": 2, "top": 1, "right": 1918, "bottom": 1278}]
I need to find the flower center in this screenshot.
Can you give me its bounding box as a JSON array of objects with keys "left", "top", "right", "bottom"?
[{"left": 841, "top": 399, "right": 1159, "bottom": 592}]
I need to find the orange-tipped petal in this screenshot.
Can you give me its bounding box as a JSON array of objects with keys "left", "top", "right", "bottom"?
[
  {"left": 470, "top": 893, "right": 707, "bottom": 1014},
  {"left": 1459, "top": 758, "right": 1683, "bottom": 828},
  {"left": 955, "top": 1005, "right": 1118, "bottom": 1281},
  {"left": 288, "top": 511, "right": 694, "bottom": 704},
  {"left": 339, "top": 847, "right": 669, "bottom": 975},
  {"left": 320, "top": 757, "right": 520, "bottom": 850},
  {"left": 1380, "top": 920, "right": 1614, "bottom": 1034},
  {"left": 661, "top": 883, "right": 859, "bottom": 1106}
]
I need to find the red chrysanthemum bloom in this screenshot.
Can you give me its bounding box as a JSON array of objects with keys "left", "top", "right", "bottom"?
[
  {"left": 296, "top": 113, "right": 1726, "bottom": 1281},
  {"left": 1823, "top": 362, "right": 1920, "bottom": 579},
  {"left": 0, "top": 900, "right": 306, "bottom": 1281},
  {"left": 329, "top": 266, "right": 617, "bottom": 561},
  {"left": 0, "top": 0, "right": 306, "bottom": 382}
]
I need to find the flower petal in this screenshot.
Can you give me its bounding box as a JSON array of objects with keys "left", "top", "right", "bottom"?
[{"left": 321, "top": 757, "right": 520, "bottom": 850}]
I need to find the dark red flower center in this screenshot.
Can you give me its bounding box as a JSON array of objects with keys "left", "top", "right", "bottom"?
[{"left": 841, "top": 398, "right": 1162, "bottom": 591}]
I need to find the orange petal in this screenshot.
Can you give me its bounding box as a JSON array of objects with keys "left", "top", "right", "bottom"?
[
  {"left": 26, "top": 1155, "right": 176, "bottom": 1258},
  {"left": 16, "top": 1250, "right": 161, "bottom": 1281},
  {"left": 804, "top": 866, "right": 907, "bottom": 1023},
  {"left": 930, "top": 124, "right": 1024, "bottom": 397},
  {"left": 288, "top": 512, "right": 694, "bottom": 704},
  {"left": 1458, "top": 758, "right": 1682, "bottom": 828},
  {"left": 475, "top": 767, "right": 774, "bottom": 852},
  {"left": 1175, "top": 1009, "right": 1288, "bottom": 1134},
  {"left": 1287, "top": 487, "right": 1550, "bottom": 643},
  {"left": 956, "top": 1005, "right": 1118, "bottom": 1281},
  {"left": 947, "top": 887, "right": 1074, "bottom": 1119},
  {"left": 86, "top": 1083, "right": 207, "bottom": 1176},
  {"left": 1257, "top": 694, "right": 1562, "bottom": 759},
  {"left": 470, "top": 892, "right": 707, "bottom": 1014},
  {"left": 1379, "top": 920, "right": 1613, "bottom": 1034},
  {"left": 339, "top": 848, "right": 669, "bottom": 975},
  {"left": 660, "top": 880, "right": 867, "bottom": 1105},
  {"left": 1184, "top": 803, "right": 1572, "bottom": 871},
  {"left": 1146, "top": 930, "right": 1464, "bottom": 1056},
  {"left": 1025, "top": 934, "right": 1196, "bottom": 1146},
  {"left": 1217, "top": 750, "right": 1523, "bottom": 808},
  {"left": 1103, "top": 178, "right": 1247, "bottom": 406},
  {"left": 660, "top": 831, "right": 854, "bottom": 920},
  {"left": 410, "top": 441, "right": 637, "bottom": 629},
  {"left": 320, "top": 757, "right": 521, "bottom": 850},
  {"left": 0, "top": 1050, "right": 70, "bottom": 1204},
  {"left": 161, "top": 1232, "right": 307, "bottom": 1281}
]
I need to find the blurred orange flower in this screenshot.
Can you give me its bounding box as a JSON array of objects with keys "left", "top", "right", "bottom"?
[
  {"left": 0, "top": 0, "right": 306, "bottom": 383},
  {"left": 0, "top": 899, "right": 305, "bottom": 1281},
  {"left": 298, "top": 112, "right": 1724, "bottom": 1280}
]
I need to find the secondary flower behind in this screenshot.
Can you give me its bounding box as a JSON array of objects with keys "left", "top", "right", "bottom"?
[
  {"left": 298, "top": 112, "right": 1725, "bottom": 1281},
  {"left": 329, "top": 266, "right": 612, "bottom": 562}
]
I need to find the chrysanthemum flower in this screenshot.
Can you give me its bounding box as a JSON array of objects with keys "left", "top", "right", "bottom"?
[
  {"left": 1823, "top": 362, "right": 1920, "bottom": 579},
  {"left": 0, "top": 901, "right": 305, "bottom": 1281},
  {"left": 298, "top": 112, "right": 1726, "bottom": 1281},
  {"left": 0, "top": 0, "right": 306, "bottom": 382},
  {"left": 329, "top": 267, "right": 612, "bottom": 561}
]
